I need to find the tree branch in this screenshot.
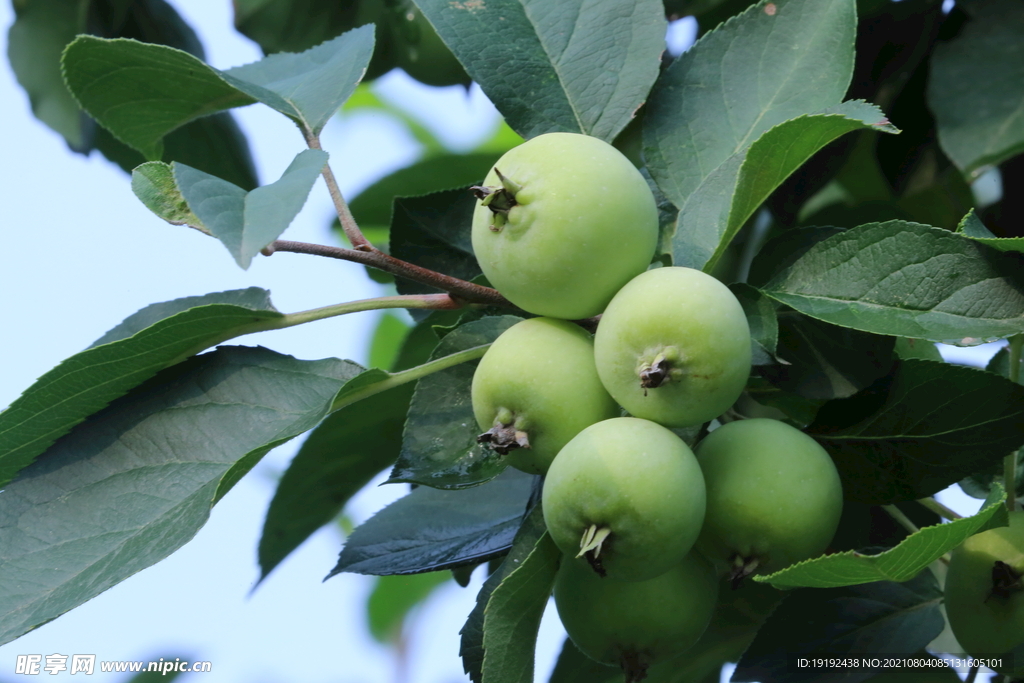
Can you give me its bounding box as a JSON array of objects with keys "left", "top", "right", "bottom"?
[
  {"left": 264, "top": 240, "right": 514, "bottom": 309},
  {"left": 303, "top": 130, "right": 373, "bottom": 252}
]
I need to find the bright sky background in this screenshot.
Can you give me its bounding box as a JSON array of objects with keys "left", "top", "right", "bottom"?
[{"left": 0, "top": 2, "right": 1004, "bottom": 682}]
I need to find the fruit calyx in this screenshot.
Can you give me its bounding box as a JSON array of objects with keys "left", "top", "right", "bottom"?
[
  {"left": 576, "top": 524, "right": 612, "bottom": 577},
  {"left": 728, "top": 553, "right": 761, "bottom": 589},
  {"left": 988, "top": 560, "right": 1024, "bottom": 601},
  {"left": 476, "top": 410, "right": 531, "bottom": 455},
  {"left": 471, "top": 168, "right": 521, "bottom": 232},
  {"left": 620, "top": 650, "right": 652, "bottom": 683},
  {"left": 637, "top": 346, "right": 684, "bottom": 394}
]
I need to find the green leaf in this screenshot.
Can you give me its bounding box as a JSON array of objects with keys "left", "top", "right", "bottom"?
[
  {"left": 481, "top": 529, "right": 560, "bottom": 683},
  {"left": 389, "top": 316, "right": 522, "bottom": 489},
  {"left": 731, "top": 283, "right": 778, "bottom": 365},
  {"left": 62, "top": 35, "right": 254, "bottom": 159},
  {"left": 8, "top": 0, "right": 91, "bottom": 149},
  {"left": 0, "top": 346, "right": 364, "bottom": 646},
  {"left": 256, "top": 383, "right": 414, "bottom": 583},
  {"left": 220, "top": 25, "right": 374, "bottom": 135},
  {"left": 756, "top": 486, "right": 1008, "bottom": 589},
  {"left": 762, "top": 220, "right": 1024, "bottom": 345},
  {"left": 808, "top": 359, "right": 1024, "bottom": 504},
  {"left": 644, "top": 0, "right": 856, "bottom": 209},
  {"left": 234, "top": 0, "right": 361, "bottom": 54},
  {"left": 928, "top": 0, "right": 1024, "bottom": 178},
  {"left": 893, "top": 338, "right": 943, "bottom": 362},
  {"left": 327, "top": 468, "right": 536, "bottom": 577},
  {"left": 351, "top": 153, "right": 503, "bottom": 231},
  {"left": 733, "top": 571, "right": 945, "bottom": 683},
  {"left": 369, "top": 312, "right": 413, "bottom": 370},
  {"left": 460, "top": 503, "right": 547, "bottom": 683},
  {"left": 367, "top": 571, "right": 450, "bottom": 642},
  {"left": 0, "top": 288, "right": 287, "bottom": 489},
  {"left": 389, "top": 188, "right": 482, "bottom": 300},
  {"left": 131, "top": 161, "right": 207, "bottom": 233},
  {"left": 671, "top": 103, "right": 898, "bottom": 272},
  {"left": 173, "top": 149, "right": 327, "bottom": 268},
  {"left": 956, "top": 209, "right": 1024, "bottom": 254},
  {"left": 413, "top": 0, "right": 666, "bottom": 141},
  {"left": 62, "top": 27, "right": 372, "bottom": 158},
  {"left": 760, "top": 313, "right": 895, "bottom": 401}
]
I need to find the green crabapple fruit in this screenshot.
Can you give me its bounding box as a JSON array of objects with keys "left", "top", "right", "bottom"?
[
  {"left": 593, "top": 266, "right": 751, "bottom": 428},
  {"left": 471, "top": 317, "right": 618, "bottom": 474},
  {"left": 944, "top": 510, "right": 1024, "bottom": 676},
  {"left": 554, "top": 550, "right": 718, "bottom": 683},
  {"left": 470, "top": 132, "right": 659, "bottom": 320},
  {"left": 694, "top": 418, "right": 843, "bottom": 584},
  {"left": 542, "top": 417, "right": 706, "bottom": 582}
]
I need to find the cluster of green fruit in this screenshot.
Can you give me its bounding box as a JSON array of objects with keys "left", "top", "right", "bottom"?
[{"left": 467, "top": 133, "right": 845, "bottom": 681}]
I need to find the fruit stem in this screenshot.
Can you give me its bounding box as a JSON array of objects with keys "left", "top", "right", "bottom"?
[
  {"left": 302, "top": 129, "right": 373, "bottom": 252},
  {"left": 264, "top": 240, "right": 513, "bottom": 308},
  {"left": 915, "top": 497, "right": 962, "bottom": 521},
  {"left": 882, "top": 504, "right": 919, "bottom": 536},
  {"left": 1005, "top": 334, "right": 1022, "bottom": 513}
]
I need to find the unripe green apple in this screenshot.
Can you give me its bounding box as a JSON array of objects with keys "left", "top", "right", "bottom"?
[
  {"left": 944, "top": 510, "right": 1024, "bottom": 676},
  {"left": 554, "top": 550, "right": 718, "bottom": 683},
  {"left": 593, "top": 266, "right": 751, "bottom": 428},
  {"left": 471, "top": 132, "right": 659, "bottom": 320},
  {"left": 542, "top": 417, "right": 706, "bottom": 581},
  {"left": 471, "top": 317, "right": 618, "bottom": 474},
  {"left": 390, "top": 1, "right": 468, "bottom": 87},
  {"left": 695, "top": 418, "right": 843, "bottom": 583}
]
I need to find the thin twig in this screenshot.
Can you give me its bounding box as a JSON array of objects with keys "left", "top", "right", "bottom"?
[
  {"left": 1006, "top": 334, "right": 1023, "bottom": 513},
  {"left": 965, "top": 663, "right": 979, "bottom": 683},
  {"left": 265, "top": 240, "right": 514, "bottom": 309},
  {"left": 916, "top": 497, "right": 962, "bottom": 521},
  {"left": 882, "top": 504, "right": 919, "bottom": 535},
  {"left": 303, "top": 130, "right": 373, "bottom": 252}
]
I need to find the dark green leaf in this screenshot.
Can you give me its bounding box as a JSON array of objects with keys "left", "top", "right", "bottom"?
[
  {"left": 389, "top": 316, "right": 521, "bottom": 489},
  {"left": 327, "top": 468, "right": 535, "bottom": 577},
  {"left": 671, "top": 104, "right": 898, "bottom": 272},
  {"left": 893, "top": 337, "right": 943, "bottom": 362},
  {"left": 743, "top": 376, "right": 826, "bottom": 426},
  {"left": 733, "top": 571, "right": 944, "bottom": 683},
  {"left": 0, "top": 289, "right": 287, "bottom": 489},
  {"left": 809, "top": 359, "right": 1024, "bottom": 503},
  {"left": 460, "top": 503, "right": 547, "bottom": 683},
  {"left": 548, "top": 639, "right": 618, "bottom": 683},
  {"left": 756, "top": 485, "right": 1008, "bottom": 589},
  {"left": 257, "top": 383, "right": 414, "bottom": 583},
  {"left": 234, "top": 0, "right": 360, "bottom": 54},
  {"left": 760, "top": 313, "right": 896, "bottom": 401},
  {"left": 62, "top": 36, "right": 255, "bottom": 159},
  {"left": 173, "top": 150, "right": 328, "bottom": 268},
  {"left": 413, "top": 0, "right": 666, "bottom": 141},
  {"left": 763, "top": 221, "right": 1024, "bottom": 345},
  {"left": 367, "top": 571, "right": 450, "bottom": 642},
  {"left": 389, "top": 188, "right": 481, "bottom": 300},
  {"left": 928, "top": 0, "right": 1024, "bottom": 178},
  {"left": 8, "top": 0, "right": 91, "bottom": 149},
  {"left": 369, "top": 312, "right": 413, "bottom": 370},
  {"left": 747, "top": 225, "right": 846, "bottom": 289},
  {"left": 957, "top": 209, "right": 1024, "bottom": 254},
  {"left": 351, "top": 153, "right": 503, "bottom": 231},
  {"left": 731, "top": 283, "right": 778, "bottom": 365},
  {"left": 0, "top": 346, "right": 364, "bottom": 646},
  {"left": 481, "top": 529, "right": 560, "bottom": 683},
  {"left": 644, "top": 0, "right": 856, "bottom": 209}
]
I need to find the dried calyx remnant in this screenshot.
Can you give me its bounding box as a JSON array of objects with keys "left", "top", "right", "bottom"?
[
  {"left": 578, "top": 523, "right": 612, "bottom": 578},
  {"left": 728, "top": 553, "right": 761, "bottom": 589},
  {"left": 477, "top": 407, "right": 530, "bottom": 454},
  {"left": 989, "top": 560, "right": 1024, "bottom": 601},
  {"left": 620, "top": 650, "right": 653, "bottom": 683},
  {"left": 637, "top": 346, "right": 685, "bottom": 395},
  {"left": 471, "top": 168, "right": 521, "bottom": 232}
]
